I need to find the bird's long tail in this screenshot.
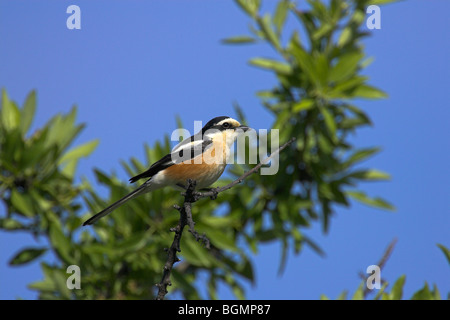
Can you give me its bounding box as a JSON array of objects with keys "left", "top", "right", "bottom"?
[{"left": 82, "top": 183, "right": 149, "bottom": 226}]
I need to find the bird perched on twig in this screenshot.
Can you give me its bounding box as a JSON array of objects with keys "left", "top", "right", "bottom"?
[{"left": 83, "top": 116, "right": 249, "bottom": 226}]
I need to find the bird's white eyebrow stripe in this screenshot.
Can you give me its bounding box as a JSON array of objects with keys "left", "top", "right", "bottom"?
[{"left": 215, "top": 119, "right": 240, "bottom": 127}]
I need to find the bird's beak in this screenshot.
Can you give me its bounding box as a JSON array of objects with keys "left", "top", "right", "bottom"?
[{"left": 237, "top": 125, "right": 250, "bottom": 132}]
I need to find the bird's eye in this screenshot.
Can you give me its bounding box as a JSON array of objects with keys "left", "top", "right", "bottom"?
[{"left": 222, "top": 122, "right": 231, "bottom": 129}]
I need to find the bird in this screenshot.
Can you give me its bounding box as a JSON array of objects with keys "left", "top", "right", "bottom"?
[{"left": 82, "top": 116, "right": 249, "bottom": 226}]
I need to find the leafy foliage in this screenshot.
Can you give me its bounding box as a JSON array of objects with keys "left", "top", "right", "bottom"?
[
  {"left": 0, "top": 88, "right": 97, "bottom": 248},
  {"left": 1, "top": 0, "right": 446, "bottom": 300},
  {"left": 321, "top": 244, "right": 450, "bottom": 300},
  {"left": 224, "top": 0, "right": 395, "bottom": 273},
  {"left": 0, "top": 89, "right": 254, "bottom": 299}
]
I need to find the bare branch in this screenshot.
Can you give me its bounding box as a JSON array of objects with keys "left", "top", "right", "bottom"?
[
  {"left": 155, "top": 179, "right": 210, "bottom": 300},
  {"left": 359, "top": 237, "right": 398, "bottom": 299}
]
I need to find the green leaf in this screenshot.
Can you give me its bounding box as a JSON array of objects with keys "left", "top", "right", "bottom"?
[
  {"left": 237, "top": 258, "right": 254, "bottom": 283},
  {"left": 20, "top": 90, "right": 36, "bottom": 135},
  {"left": 315, "top": 53, "right": 330, "bottom": 86},
  {"left": 292, "top": 228, "right": 303, "bottom": 253},
  {"left": 329, "top": 52, "right": 364, "bottom": 83},
  {"left": 336, "top": 291, "right": 348, "bottom": 300},
  {"left": 352, "top": 85, "right": 388, "bottom": 99},
  {"left": 41, "top": 263, "right": 72, "bottom": 299},
  {"left": 327, "top": 76, "right": 367, "bottom": 98},
  {"left": 431, "top": 284, "right": 442, "bottom": 300},
  {"left": 204, "top": 229, "right": 237, "bottom": 251},
  {"left": 0, "top": 218, "right": 26, "bottom": 230},
  {"left": 181, "top": 238, "right": 213, "bottom": 268},
  {"left": 340, "top": 117, "right": 370, "bottom": 130},
  {"left": 116, "top": 232, "right": 149, "bottom": 253},
  {"left": 231, "top": 280, "right": 245, "bottom": 300},
  {"left": 273, "top": 0, "right": 290, "bottom": 34},
  {"left": 30, "top": 189, "right": 53, "bottom": 211},
  {"left": 337, "top": 27, "right": 352, "bottom": 47},
  {"left": 342, "top": 104, "right": 372, "bottom": 126},
  {"left": 257, "top": 14, "right": 281, "bottom": 50},
  {"left": 362, "top": 169, "right": 391, "bottom": 180},
  {"left": 11, "top": 190, "right": 35, "bottom": 217},
  {"left": 249, "top": 57, "right": 292, "bottom": 75},
  {"left": 60, "top": 160, "right": 78, "bottom": 179},
  {"left": 48, "top": 221, "right": 74, "bottom": 264},
  {"left": 303, "top": 235, "right": 325, "bottom": 257},
  {"left": 370, "top": 0, "right": 398, "bottom": 4},
  {"left": 9, "top": 247, "right": 47, "bottom": 266},
  {"left": 312, "top": 23, "right": 333, "bottom": 41},
  {"left": 28, "top": 278, "right": 56, "bottom": 293},
  {"left": 255, "top": 229, "right": 278, "bottom": 242},
  {"left": 202, "top": 215, "right": 237, "bottom": 228},
  {"left": 373, "top": 281, "right": 389, "bottom": 300},
  {"left": 343, "top": 147, "right": 381, "bottom": 168},
  {"left": 288, "top": 36, "right": 317, "bottom": 83},
  {"left": 352, "top": 281, "right": 365, "bottom": 300},
  {"left": 437, "top": 244, "right": 450, "bottom": 266},
  {"left": 45, "top": 106, "right": 83, "bottom": 152},
  {"left": 59, "top": 139, "right": 99, "bottom": 172},
  {"left": 222, "top": 35, "right": 257, "bottom": 44},
  {"left": 346, "top": 190, "right": 395, "bottom": 211},
  {"left": 320, "top": 107, "right": 337, "bottom": 142},
  {"left": 235, "top": 0, "right": 260, "bottom": 17},
  {"left": 28, "top": 263, "right": 59, "bottom": 293},
  {"left": 307, "top": 0, "right": 328, "bottom": 19},
  {"left": 351, "top": 10, "right": 366, "bottom": 25},
  {"left": 361, "top": 56, "right": 375, "bottom": 69},
  {"left": 1, "top": 89, "right": 21, "bottom": 131},
  {"left": 207, "top": 276, "right": 218, "bottom": 300},
  {"left": 411, "top": 282, "right": 437, "bottom": 300},
  {"left": 277, "top": 238, "right": 289, "bottom": 275},
  {"left": 292, "top": 99, "right": 314, "bottom": 112},
  {"left": 172, "top": 270, "right": 201, "bottom": 299},
  {"left": 348, "top": 169, "right": 391, "bottom": 181},
  {"left": 388, "top": 275, "right": 406, "bottom": 300},
  {"left": 233, "top": 101, "right": 248, "bottom": 126}
]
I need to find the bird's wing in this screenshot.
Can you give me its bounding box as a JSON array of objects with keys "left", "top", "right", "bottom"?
[{"left": 129, "top": 136, "right": 213, "bottom": 183}]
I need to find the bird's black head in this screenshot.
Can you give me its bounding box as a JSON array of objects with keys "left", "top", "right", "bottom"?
[
  {"left": 201, "top": 116, "right": 232, "bottom": 133},
  {"left": 200, "top": 116, "right": 250, "bottom": 137}
]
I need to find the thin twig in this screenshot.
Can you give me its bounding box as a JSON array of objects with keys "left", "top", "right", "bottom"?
[
  {"left": 183, "top": 180, "right": 211, "bottom": 248},
  {"left": 360, "top": 237, "right": 398, "bottom": 299},
  {"left": 155, "top": 137, "right": 296, "bottom": 299},
  {"left": 154, "top": 209, "right": 184, "bottom": 300}
]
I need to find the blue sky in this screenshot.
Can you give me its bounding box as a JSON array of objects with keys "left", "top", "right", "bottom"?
[{"left": 1, "top": 0, "right": 449, "bottom": 300}]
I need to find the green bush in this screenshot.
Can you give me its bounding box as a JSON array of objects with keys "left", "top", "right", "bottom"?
[{"left": 1, "top": 0, "right": 448, "bottom": 300}]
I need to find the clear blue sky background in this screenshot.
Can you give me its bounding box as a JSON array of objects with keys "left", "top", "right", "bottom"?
[{"left": 1, "top": 0, "right": 449, "bottom": 300}]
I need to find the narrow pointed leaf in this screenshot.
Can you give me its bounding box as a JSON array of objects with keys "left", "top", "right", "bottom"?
[
  {"left": 437, "top": 244, "right": 450, "bottom": 266},
  {"left": 273, "top": 0, "right": 290, "bottom": 34},
  {"left": 249, "top": 57, "right": 292, "bottom": 75},
  {"left": 1, "top": 89, "right": 21, "bottom": 131},
  {"left": 20, "top": 90, "right": 36, "bottom": 134},
  {"left": 9, "top": 247, "right": 47, "bottom": 266},
  {"left": 222, "top": 35, "right": 257, "bottom": 44},
  {"left": 347, "top": 190, "right": 395, "bottom": 211},
  {"left": 59, "top": 139, "right": 99, "bottom": 165}
]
